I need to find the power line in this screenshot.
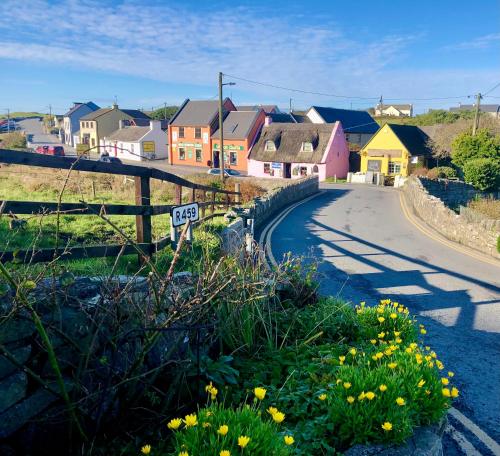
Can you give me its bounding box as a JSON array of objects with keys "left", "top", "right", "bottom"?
[{"left": 483, "top": 81, "right": 500, "bottom": 96}]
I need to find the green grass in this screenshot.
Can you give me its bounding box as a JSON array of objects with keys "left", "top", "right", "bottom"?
[
  {"left": 0, "top": 111, "right": 45, "bottom": 119},
  {"left": 324, "top": 177, "right": 347, "bottom": 183}
]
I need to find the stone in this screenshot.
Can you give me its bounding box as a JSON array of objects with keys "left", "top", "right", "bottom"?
[
  {"left": 0, "top": 345, "right": 31, "bottom": 380},
  {"left": 0, "top": 372, "right": 27, "bottom": 413},
  {"left": 0, "top": 317, "right": 35, "bottom": 344}
]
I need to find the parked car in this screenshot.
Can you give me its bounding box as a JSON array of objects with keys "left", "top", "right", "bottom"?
[
  {"left": 35, "top": 145, "right": 65, "bottom": 156},
  {"left": 99, "top": 155, "right": 122, "bottom": 164},
  {"left": 207, "top": 168, "right": 241, "bottom": 177}
]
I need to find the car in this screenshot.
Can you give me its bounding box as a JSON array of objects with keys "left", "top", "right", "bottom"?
[
  {"left": 207, "top": 168, "right": 241, "bottom": 177},
  {"left": 99, "top": 155, "right": 122, "bottom": 164},
  {"left": 35, "top": 145, "right": 65, "bottom": 156}
]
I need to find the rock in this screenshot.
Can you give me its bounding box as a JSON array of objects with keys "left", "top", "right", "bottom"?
[
  {"left": 0, "top": 345, "right": 31, "bottom": 380},
  {"left": 0, "top": 317, "right": 35, "bottom": 344},
  {"left": 0, "top": 372, "right": 27, "bottom": 413}
]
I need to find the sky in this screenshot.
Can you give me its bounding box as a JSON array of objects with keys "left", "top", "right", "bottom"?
[{"left": 0, "top": 0, "right": 499, "bottom": 115}]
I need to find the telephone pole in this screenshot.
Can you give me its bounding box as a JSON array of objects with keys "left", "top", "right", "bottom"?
[
  {"left": 378, "top": 95, "right": 383, "bottom": 116},
  {"left": 164, "top": 102, "right": 167, "bottom": 121},
  {"left": 218, "top": 72, "right": 235, "bottom": 183},
  {"left": 289, "top": 98, "right": 292, "bottom": 114},
  {"left": 472, "top": 93, "right": 482, "bottom": 136},
  {"left": 6, "top": 109, "right": 10, "bottom": 133}
]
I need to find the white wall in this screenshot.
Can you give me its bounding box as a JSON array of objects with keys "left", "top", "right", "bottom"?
[{"left": 306, "top": 108, "right": 325, "bottom": 124}]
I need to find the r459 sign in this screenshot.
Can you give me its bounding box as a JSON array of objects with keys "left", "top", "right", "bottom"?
[{"left": 171, "top": 202, "right": 199, "bottom": 227}]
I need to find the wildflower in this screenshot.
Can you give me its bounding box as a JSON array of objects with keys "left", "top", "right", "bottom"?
[
  {"left": 375, "top": 352, "right": 384, "bottom": 359},
  {"left": 358, "top": 391, "right": 366, "bottom": 401},
  {"left": 394, "top": 331, "right": 401, "bottom": 336},
  {"left": 141, "top": 445, "right": 151, "bottom": 455},
  {"left": 425, "top": 346, "right": 430, "bottom": 351},
  {"left": 343, "top": 382, "right": 352, "bottom": 389},
  {"left": 395, "top": 337, "right": 402, "bottom": 344},
  {"left": 425, "top": 390, "right": 431, "bottom": 395},
  {"left": 267, "top": 406, "right": 278, "bottom": 416},
  {"left": 349, "top": 348, "right": 357, "bottom": 356},
  {"left": 272, "top": 412, "right": 285, "bottom": 423},
  {"left": 384, "top": 348, "right": 393, "bottom": 356},
  {"left": 254, "top": 387, "right": 266, "bottom": 401},
  {"left": 202, "top": 422, "right": 210, "bottom": 428},
  {"left": 441, "top": 378, "right": 449, "bottom": 386},
  {"left": 398, "top": 306, "right": 404, "bottom": 312},
  {"left": 410, "top": 342, "right": 418, "bottom": 349},
  {"left": 179, "top": 452, "right": 189, "bottom": 456},
  {"left": 388, "top": 362, "right": 397, "bottom": 369},
  {"left": 379, "top": 384, "right": 387, "bottom": 392},
  {"left": 428, "top": 361, "right": 435, "bottom": 368},
  {"left": 396, "top": 397, "right": 406, "bottom": 406},
  {"left": 167, "top": 418, "right": 182, "bottom": 430},
  {"left": 417, "top": 379, "right": 426, "bottom": 388},
  {"left": 372, "top": 355, "right": 378, "bottom": 361},
  {"left": 442, "top": 388, "right": 451, "bottom": 397},
  {"left": 370, "top": 339, "right": 377, "bottom": 344},
  {"left": 220, "top": 451, "right": 230, "bottom": 456},
  {"left": 184, "top": 413, "right": 198, "bottom": 427},
  {"left": 318, "top": 393, "right": 327, "bottom": 401},
  {"left": 451, "top": 387, "right": 459, "bottom": 398},
  {"left": 415, "top": 354, "right": 423, "bottom": 364},
  {"left": 339, "top": 355, "right": 346, "bottom": 365},
  {"left": 238, "top": 436, "right": 250, "bottom": 448},
  {"left": 366, "top": 391, "right": 376, "bottom": 400},
  {"left": 284, "top": 436, "right": 294, "bottom": 446},
  {"left": 378, "top": 317, "right": 385, "bottom": 323},
  {"left": 347, "top": 396, "right": 355, "bottom": 404},
  {"left": 448, "top": 371, "right": 455, "bottom": 378},
  {"left": 390, "top": 313, "right": 397, "bottom": 319},
  {"left": 378, "top": 332, "right": 385, "bottom": 339},
  {"left": 377, "top": 306, "right": 385, "bottom": 313},
  {"left": 205, "top": 382, "right": 218, "bottom": 400},
  {"left": 336, "top": 378, "right": 342, "bottom": 385},
  {"left": 405, "top": 347, "right": 413, "bottom": 354},
  {"left": 217, "top": 425, "right": 229, "bottom": 436},
  {"left": 436, "top": 360, "right": 444, "bottom": 370},
  {"left": 382, "top": 422, "right": 393, "bottom": 431},
  {"left": 420, "top": 328, "right": 427, "bottom": 335}
]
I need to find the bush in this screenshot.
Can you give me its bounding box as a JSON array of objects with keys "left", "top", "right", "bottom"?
[
  {"left": 463, "top": 158, "right": 500, "bottom": 191},
  {"left": 451, "top": 129, "right": 500, "bottom": 168},
  {"left": 0, "top": 132, "right": 27, "bottom": 149},
  {"left": 426, "top": 166, "right": 457, "bottom": 180}
]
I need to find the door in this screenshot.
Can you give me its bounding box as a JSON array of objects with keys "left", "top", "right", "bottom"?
[
  {"left": 284, "top": 163, "right": 291, "bottom": 179},
  {"left": 213, "top": 151, "right": 220, "bottom": 168}
]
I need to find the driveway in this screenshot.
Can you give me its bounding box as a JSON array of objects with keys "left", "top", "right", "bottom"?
[{"left": 268, "top": 183, "right": 500, "bottom": 454}]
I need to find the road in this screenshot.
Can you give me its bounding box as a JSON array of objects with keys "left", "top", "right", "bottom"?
[
  {"left": 267, "top": 183, "right": 500, "bottom": 455},
  {"left": 18, "top": 118, "right": 75, "bottom": 154}
]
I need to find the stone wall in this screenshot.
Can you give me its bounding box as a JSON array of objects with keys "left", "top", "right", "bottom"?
[{"left": 402, "top": 177, "right": 500, "bottom": 258}]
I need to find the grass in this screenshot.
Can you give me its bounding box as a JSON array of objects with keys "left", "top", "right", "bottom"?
[
  {"left": 324, "top": 177, "right": 347, "bottom": 184},
  {"left": 468, "top": 197, "right": 500, "bottom": 219},
  {"left": 0, "top": 112, "right": 44, "bottom": 119}
]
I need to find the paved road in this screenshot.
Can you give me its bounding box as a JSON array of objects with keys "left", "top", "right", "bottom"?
[
  {"left": 18, "top": 118, "right": 75, "bottom": 154},
  {"left": 269, "top": 183, "right": 500, "bottom": 454}
]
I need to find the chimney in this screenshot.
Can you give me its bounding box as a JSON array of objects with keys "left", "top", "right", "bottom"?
[
  {"left": 264, "top": 115, "right": 272, "bottom": 126},
  {"left": 112, "top": 102, "right": 118, "bottom": 109}
]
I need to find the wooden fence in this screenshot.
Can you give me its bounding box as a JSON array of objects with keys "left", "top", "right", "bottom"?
[{"left": 0, "top": 148, "right": 241, "bottom": 264}]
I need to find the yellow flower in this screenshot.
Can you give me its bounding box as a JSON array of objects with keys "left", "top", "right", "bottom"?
[
  {"left": 398, "top": 306, "right": 404, "bottom": 313},
  {"left": 358, "top": 391, "right": 366, "bottom": 401},
  {"left": 396, "top": 397, "right": 406, "bottom": 406},
  {"left": 377, "top": 306, "right": 385, "bottom": 313},
  {"left": 405, "top": 347, "right": 413, "bottom": 354},
  {"left": 415, "top": 354, "right": 423, "bottom": 364},
  {"left": 436, "top": 360, "right": 444, "bottom": 370},
  {"left": 388, "top": 362, "right": 397, "bottom": 369},
  {"left": 370, "top": 339, "right": 377, "bottom": 344},
  {"left": 343, "top": 382, "right": 352, "bottom": 389},
  {"left": 202, "top": 422, "right": 210, "bottom": 428},
  {"left": 272, "top": 411, "right": 285, "bottom": 423},
  {"left": 410, "top": 343, "right": 418, "bottom": 349},
  {"left": 267, "top": 406, "right": 278, "bottom": 416},
  {"left": 205, "top": 382, "right": 214, "bottom": 393},
  {"left": 284, "top": 435, "right": 294, "bottom": 446},
  {"left": 379, "top": 384, "right": 387, "bottom": 392},
  {"left": 141, "top": 445, "right": 151, "bottom": 455},
  {"left": 220, "top": 451, "right": 230, "bottom": 456},
  {"left": 441, "top": 378, "right": 449, "bottom": 385},
  {"left": 382, "top": 422, "right": 393, "bottom": 431},
  {"left": 378, "top": 332, "right": 386, "bottom": 339},
  {"left": 336, "top": 379, "right": 342, "bottom": 385},
  {"left": 394, "top": 331, "right": 401, "bottom": 336},
  {"left": 375, "top": 352, "right": 384, "bottom": 359},
  {"left": 167, "top": 418, "right": 182, "bottom": 430},
  {"left": 183, "top": 413, "right": 198, "bottom": 427},
  {"left": 384, "top": 348, "right": 393, "bottom": 356},
  {"left": 318, "top": 393, "right": 327, "bottom": 401},
  {"left": 349, "top": 348, "right": 357, "bottom": 356},
  {"left": 238, "top": 436, "right": 250, "bottom": 448},
  {"left": 347, "top": 396, "right": 355, "bottom": 404},
  {"left": 395, "top": 337, "right": 402, "bottom": 344},
  {"left": 448, "top": 371, "right": 455, "bottom": 378},
  {"left": 442, "top": 388, "right": 451, "bottom": 397},
  {"left": 217, "top": 425, "right": 229, "bottom": 436},
  {"left": 420, "top": 328, "right": 427, "bottom": 335},
  {"left": 339, "top": 355, "right": 346, "bottom": 365},
  {"left": 378, "top": 317, "right": 385, "bottom": 323},
  {"left": 451, "top": 387, "right": 459, "bottom": 398},
  {"left": 179, "top": 452, "right": 189, "bottom": 456},
  {"left": 254, "top": 387, "right": 266, "bottom": 401},
  {"left": 205, "top": 382, "right": 218, "bottom": 399},
  {"left": 366, "top": 391, "right": 375, "bottom": 400},
  {"left": 390, "top": 313, "right": 397, "bottom": 319},
  {"left": 417, "top": 379, "right": 426, "bottom": 388}
]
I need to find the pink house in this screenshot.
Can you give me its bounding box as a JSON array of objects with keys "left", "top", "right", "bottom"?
[{"left": 247, "top": 121, "right": 349, "bottom": 181}]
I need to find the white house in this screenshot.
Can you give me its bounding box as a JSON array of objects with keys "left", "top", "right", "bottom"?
[
  {"left": 374, "top": 104, "right": 413, "bottom": 117},
  {"left": 63, "top": 102, "right": 100, "bottom": 147},
  {"left": 101, "top": 120, "right": 167, "bottom": 161}
]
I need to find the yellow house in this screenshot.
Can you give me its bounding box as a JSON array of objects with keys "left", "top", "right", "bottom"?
[
  {"left": 360, "top": 124, "right": 432, "bottom": 177},
  {"left": 79, "top": 104, "right": 150, "bottom": 153}
]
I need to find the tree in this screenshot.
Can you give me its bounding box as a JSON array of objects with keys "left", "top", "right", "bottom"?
[
  {"left": 462, "top": 158, "right": 500, "bottom": 191},
  {"left": 149, "top": 106, "right": 179, "bottom": 121},
  {"left": 451, "top": 128, "right": 500, "bottom": 168},
  {"left": 0, "top": 132, "right": 27, "bottom": 149}
]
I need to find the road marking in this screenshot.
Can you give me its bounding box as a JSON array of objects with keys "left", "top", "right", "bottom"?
[
  {"left": 399, "top": 192, "right": 500, "bottom": 267},
  {"left": 446, "top": 424, "right": 483, "bottom": 456},
  {"left": 449, "top": 407, "right": 500, "bottom": 455}
]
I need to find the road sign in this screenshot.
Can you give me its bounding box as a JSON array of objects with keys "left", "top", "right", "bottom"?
[{"left": 171, "top": 202, "right": 199, "bottom": 227}]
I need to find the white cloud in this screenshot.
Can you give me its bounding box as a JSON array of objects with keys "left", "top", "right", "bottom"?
[{"left": 442, "top": 33, "right": 500, "bottom": 51}]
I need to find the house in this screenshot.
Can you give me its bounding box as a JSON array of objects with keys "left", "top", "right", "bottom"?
[
  {"left": 237, "top": 105, "right": 278, "bottom": 114},
  {"left": 168, "top": 98, "right": 236, "bottom": 167},
  {"left": 63, "top": 102, "right": 100, "bottom": 147},
  {"left": 211, "top": 109, "right": 266, "bottom": 172},
  {"left": 79, "top": 104, "right": 150, "bottom": 153},
  {"left": 450, "top": 104, "right": 500, "bottom": 118},
  {"left": 359, "top": 124, "right": 433, "bottom": 177},
  {"left": 305, "top": 106, "right": 379, "bottom": 150},
  {"left": 101, "top": 120, "right": 167, "bottom": 161},
  {"left": 374, "top": 104, "right": 413, "bottom": 117},
  {"left": 248, "top": 121, "right": 349, "bottom": 181}
]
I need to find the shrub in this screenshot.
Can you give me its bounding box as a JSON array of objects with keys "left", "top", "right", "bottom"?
[
  {"left": 411, "top": 167, "right": 428, "bottom": 177},
  {"left": 426, "top": 166, "right": 457, "bottom": 180},
  {"left": 463, "top": 158, "right": 500, "bottom": 191},
  {"left": 451, "top": 129, "right": 500, "bottom": 168},
  {"left": 0, "top": 132, "right": 27, "bottom": 149}
]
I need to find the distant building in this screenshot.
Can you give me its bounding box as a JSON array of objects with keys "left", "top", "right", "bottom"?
[
  {"left": 449, "top": 103, "right": 500, "bottom": 118},
  {"left": 102, "top": 120, "right": 167, "bottom": 161},
  {"left": 359, "top": 124, "right": 432, "bottom": 177},
  {"left": 374, "top": 104, "right": 413, "bottom": 117},
  {"left": 236, "top": 105, "right": 278, "bottom": 114},
  {"left": 63, "top": 102, "right": 100, "bottom": 147},
  {"left": 248, "top": 121, "right": 349, "bottom": 181}
]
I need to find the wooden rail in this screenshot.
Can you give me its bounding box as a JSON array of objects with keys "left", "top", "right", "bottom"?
[{"left": 0, "top": 148, "right": 240, "bottom": 264}]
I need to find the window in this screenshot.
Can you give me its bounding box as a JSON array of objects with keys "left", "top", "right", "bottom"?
[
  {"left": 312, "top": 165, "right": 319, "bottom": 174},
  {"left": 179, "top": 127, "right": 185, "bottom": 138},
  {"left": 302, "top": 142, "right": 313, "bottom": 152},
  {"left": 388, "top": 161, "right": 401, "bottom": 174},
  {"left": 264, "top": 163, "right": 271, "bottom": 174},
  {"left": 230, "top": 152, "right": 237, "bottom": 166},
  {"left": 194, "top": 127, "right": 202, "bottom": 139},
  {"left": 265, "top": 140, "right": 276, "bottom": 151},
  {"left": 195, "top": 149, "right": 202, "bottom": 162},
  {"left": 300, "top": 166, "right": 308, "bottom": 176},
  {"left": 179, "top": 147, "right": 185, "bottom": 160},
  {"left": 130, "top": 144, "right": 135, "bottom": 153}
]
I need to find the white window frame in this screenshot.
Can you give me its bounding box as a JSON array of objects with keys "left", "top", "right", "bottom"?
[
  {"left": 265, "top": 140, "right": 276, "bottom": 152},
  {"left": 388, "top": 161, "right": 401, "bottom": 174}
]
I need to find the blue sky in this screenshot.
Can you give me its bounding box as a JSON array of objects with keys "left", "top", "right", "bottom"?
[{"left": 0, "top": 0, "right": 499, "bottom": 115}]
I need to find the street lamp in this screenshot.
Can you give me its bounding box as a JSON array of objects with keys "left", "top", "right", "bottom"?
[{"left": 218, "top": 72, "right": 235, "bottom": 183}]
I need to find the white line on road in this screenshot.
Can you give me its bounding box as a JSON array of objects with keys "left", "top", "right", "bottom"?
[{"left": 446, "top": 424, "right": 483, "bottom": 456}]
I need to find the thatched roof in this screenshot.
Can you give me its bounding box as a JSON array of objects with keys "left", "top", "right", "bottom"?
[{"left": 249, "top": 123, "right": 336, "bottom": 163}]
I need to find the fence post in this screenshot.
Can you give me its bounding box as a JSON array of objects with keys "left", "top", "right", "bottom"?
[
  {"left": 235, "top": 183, "right": 240, "bottom": 204},
  {"left": 201, "top": 191, "right": 206, "bottom": 218},
  {"left": 135, "top": 176, "right": 152, "bottom": 263},
  {"left": 190, "top": 187, "right": 196, "bottom": 203},
  {"left": 211, "top": 191, "right": 216, "bottom": 214},
  {"left": 175, "top": 185, "right": 182, "bottom": 205},
  {"left": 225, "top": 193, "right": 230, "bottom": 210}
]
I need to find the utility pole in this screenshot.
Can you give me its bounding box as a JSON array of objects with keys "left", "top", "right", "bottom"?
[
  {"left": 218, "top": 72, "right": 225, "bottom": 183},
  {"left": 6, "top": 109, "right": 10, "bottom": 133},
  {"left": 472, "top": 93, "right": 482, "bottom": 136},
  {"left": 164, "top": 102, "right": 167, "bottom": 121},
  {"left": 378, "top": 95, "right": 383, "bottom": 116},
  {"left": 289, "top": 98, "right": 292, "bottom": 114}
]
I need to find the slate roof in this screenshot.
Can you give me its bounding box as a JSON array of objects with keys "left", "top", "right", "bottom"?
[
  {"left": 291, "top": 113, "right": 311, "bottom": 123},
  {"left": 65, "top": 101, "right": 100, "bottom": 117},
  {"left": 388, "top": 124, "right": 432, "bottom": 157},
  {"left": 249, "top": 123, "right": 336, "bottom": 163},
  {"left": 106, "top": 126, "right": 150, "bottom": 142},
  {"left": 268, "top": 113, "right": 296, "bottom": 123},
  {"left": 310, "top": 106, "right": 378, "bottom": 134},
  {"left": 80, "top": 108, "right": 113, "bottom": 120},
  {"left": 122, "top": 109, "right": 151, "bottom": 120},
  {"left": 211, "top": 110, "right": 262, "bottom": 140},
  {"left": 80, "top": 107, "right": 150, "bottom": 121},
  {"left": 237, "top": 104, "right": 278, "bottom": 114},
  {"left": 170, "top": 99, "right": 222, "bottom": 126}
]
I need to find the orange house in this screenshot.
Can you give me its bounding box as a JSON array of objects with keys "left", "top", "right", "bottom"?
[
  {"left": 168, "top": 98, "right": 236, "bottom": 167},
  {"left": 211, "top": 109, "right": 266, "bottom": 172}
]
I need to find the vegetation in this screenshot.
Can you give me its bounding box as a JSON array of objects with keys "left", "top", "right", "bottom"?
[
  {"left": 148, "top": 106, "right": 180, "bottom": 121},
  {"left": 468, "top": 197, "right": 500, "bottom": 219},
  {"left": 451, "top": 129, "right": 500, "bottom": 169},
  {"left": 374, "top": 109, "right": 477, "bottom": 127},
  {"left": 0, "top": 131, "right": 27, "bottom": 149},
  {"left": 426, "top": 166, "right": 457, "bottom": 180},
  {"left": 0, "top": 111, "right": 44, "bottom": 119},
  {"left": 462, "top": 158, "right": 500, "bottom": 191}
]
